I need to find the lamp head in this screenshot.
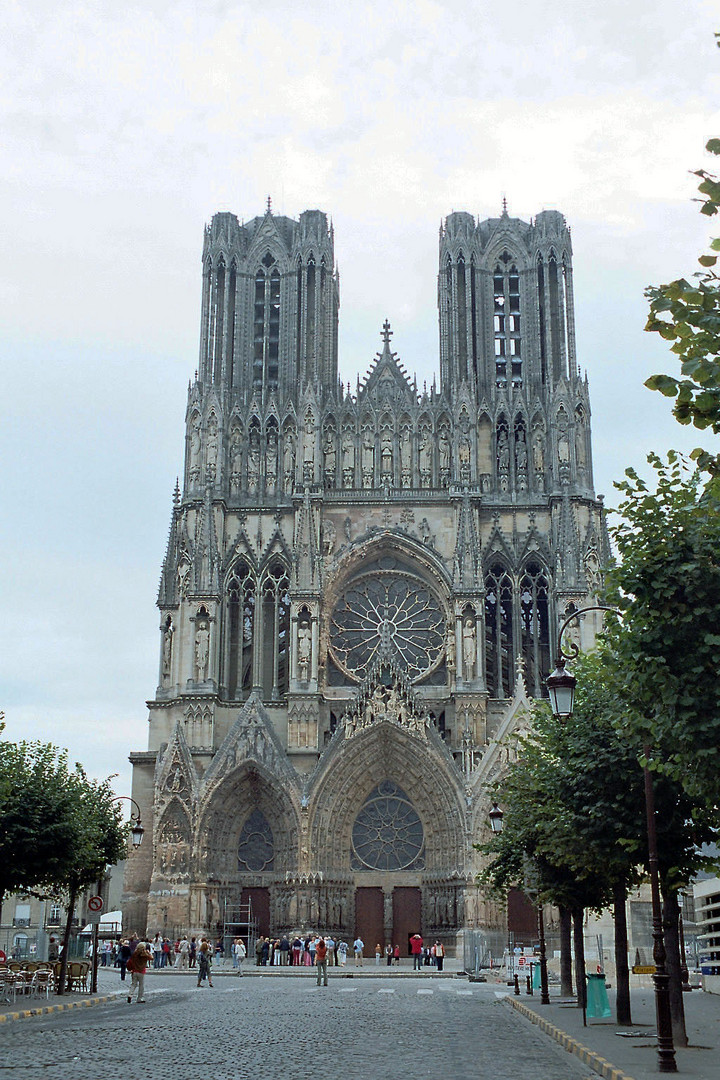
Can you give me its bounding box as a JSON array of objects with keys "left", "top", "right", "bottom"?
[
  {"left": 488, "top": 802, "right": 504, "bottom": 834},
  {"left": 546, "top": 658, "right": 576, "bottom": 718}
]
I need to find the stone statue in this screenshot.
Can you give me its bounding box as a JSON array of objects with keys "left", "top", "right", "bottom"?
[
  {"left": 446, "top": 624, "right": 456, "bottom": 672},
  {"left": 248, "top": 432, "right": 260, "bottom": 493},
  {"left": 462, "top": 616, "right": 476, "bottom": 680},
  {"left": 266, "top": 430, "right": 278, "bottom": 492},
  {"left": 195, "top": 621, "right": 210, "bottom": 681},
  {"left": 558, "top": 429, "right": 570, "bottom": 464},
  {"left": 297, "top": 622, "right": 311, "bottom": 682},
  {"left": 400, "top": 426, "right": 412, "bottom": 487},
  {"left": 418, "top": 428, "right": 431, "bottom": 484},
  {"left": 162, "top": 622, "right": 173, "bottom": 678},
  {"left": 515, "top": 429, "right": 528, "bottom": 472},
  {"left": 283, "top": 428, "right": 296, "bottom": 488},
  {"left": 206, "top": 420, "right": 218, "bottom": 474},
  {"left": 342, "top": 431, "right": 355, "bottom": 487},
  {"left": 323, "top": 430, "right": 336, "bottom": 483},
  {"left": 302, "top": 416, "right": 315, "bottom": 482},
  {"left": 230, "top": 427, "right": 243, "bottom": 490},
  {"left": 532, "top": 430, "right": 545, "bottom": 473},
  {"left": 381, "top": 432, "right": 393, "bottom": 476},
  {"left": 189, "top": 417, "right": 201, "bottom": 474},
  {"left": 321, "top": 518, "right": 336, "bottom": 556},
  {"left": 439, "top": 428, "right": 450, "bottom": 476},
  {"left": 361, "top": 429, "right": 374, "bottom": 486}
]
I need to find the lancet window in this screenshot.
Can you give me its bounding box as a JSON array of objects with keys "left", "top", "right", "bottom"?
[
  {"left": 519, "top": 561, "right": 550, "bottom": 697},
  {"left": 260, "top": 560, "right": 291, "bottom": 700},
  {"left": 226, "top": 560, "right": 256, "bottom": 700},
  {"left": 484, "top": 562, "right": 514, "bottom": 697},
  {"left": 253, "top": 251, "right": 281, "bottom": 392},
  {"left": 493, "top": 254, "right": 522, "bottom": 388}
]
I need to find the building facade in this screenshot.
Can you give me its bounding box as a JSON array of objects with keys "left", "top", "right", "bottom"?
[{"left": 123, "top": 203, "right": 610, "bottom": 952}]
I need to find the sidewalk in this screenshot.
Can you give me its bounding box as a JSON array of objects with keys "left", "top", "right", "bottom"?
[
  {"left": 505, "top": 984, "right": 720, "bottom": 1080},
  {"left": 0, "top": 990, "right": 119, "bottom": 1023}
]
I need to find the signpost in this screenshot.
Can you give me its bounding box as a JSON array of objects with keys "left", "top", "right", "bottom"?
[{"left": 88, "top": 894, "right": 104, "bottom": 994}]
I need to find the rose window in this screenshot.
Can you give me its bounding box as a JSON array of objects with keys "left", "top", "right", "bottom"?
[
  {"left": 329, "top": 567, "right": 445, "bottom": 682},
  {"left": 351, "top": 781, "right": 425, "bottom": 871}
]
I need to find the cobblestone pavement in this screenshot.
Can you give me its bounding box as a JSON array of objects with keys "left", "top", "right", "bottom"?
[{"left": 0, "top": 972, "right": 594, "bottom": 1080}]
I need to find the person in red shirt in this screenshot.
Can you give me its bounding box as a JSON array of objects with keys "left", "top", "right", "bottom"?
[
  {"left": 315, "top": 936, "right": 329, "bottom": 986},
  {"left": 410, "top": 933, "right": 423, "bottom": 971}
]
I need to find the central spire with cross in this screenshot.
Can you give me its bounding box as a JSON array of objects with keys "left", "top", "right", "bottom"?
[{"left": 381, "top": 319, "right": 393, "bottom": 346}]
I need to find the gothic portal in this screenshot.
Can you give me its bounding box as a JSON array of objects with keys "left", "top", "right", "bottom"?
[{"left": 123, "top": 204, "right": 610, "bottom": 951}]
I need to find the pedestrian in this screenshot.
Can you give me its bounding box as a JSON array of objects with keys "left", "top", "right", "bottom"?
[
  {"left": 126, "top": 939, "right": 152, "bottom": 1004},
  {"left": 337, "top": 940, "right": 348, "bottom": 966},
  {"left": 234, "top": 937, "right": 246, "bottom": 975},
  {"left": 118, "top": 939, "right": 131, "bottom": 982},
  {"left": 189, "top": 936, "right": 197, "bottom": 968},
  {"left": 315, "top": 936, "right": 329, "bottom": 987},
  {"left": 353, "top": 936, "right": 364, "bottom": 966},
  {"left": 325, "top": 935, "right": 336, "bottom": 966},
  {"left": 196, "top": 939, "right": 214, "bottom": 988},
  {"left": 375, "top": 943, "right": 382, "bottom": 966},
  {"left": 385, "top": 943, "right": 393, "bottom": 966},
  {"left": 152, "top": 933, "right": 163, "bottom": 969},
  {"left": 410, "top": 933, "right": 423, "bottom": 971},
  {"left": 255, "top": 936, "right": 264, "bottom": 966},
  {"left": 393, "top": 944, "right": 400, "bottom": 966},
  {"left": 435, "top": 941, "right": 445, "bottom": 972}
]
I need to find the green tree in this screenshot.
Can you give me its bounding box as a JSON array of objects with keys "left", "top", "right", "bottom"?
[
  {"left": 606, "top": 452, "right": 720, "bottom": 809},
  {"left": 0, "top": 738, "right": 82, "bottom": 921},
  {"left": 56, "top": 773, "right": 126, "bottom": 995}
]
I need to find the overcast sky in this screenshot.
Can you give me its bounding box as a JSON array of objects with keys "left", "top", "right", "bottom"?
[{"left": 1, "top": 1, "right": 719, "bottom": 802}]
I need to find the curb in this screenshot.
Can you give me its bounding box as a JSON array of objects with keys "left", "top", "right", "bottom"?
[
  {"left": 506, "top": 997, "right": 637, "bottom": 1080},
  {"left": 0, "top": 993, "right": 119, "bottom": 1024}
]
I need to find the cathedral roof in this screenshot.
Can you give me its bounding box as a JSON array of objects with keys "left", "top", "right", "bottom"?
[{"left": 357, "top": 321, "right": 417, "bottom": 404}]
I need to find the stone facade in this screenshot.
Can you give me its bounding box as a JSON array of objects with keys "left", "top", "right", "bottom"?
[{"left": 123, "top": 203, "right": 610, "bottom": 950}]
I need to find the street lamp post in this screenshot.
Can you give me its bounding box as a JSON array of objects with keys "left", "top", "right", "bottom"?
[
  {"left": 90, "top": 796, "right": 144, "bottom": 995},
  {"left": 547, "top": 605, "right": 677, "bottom": 1074}
]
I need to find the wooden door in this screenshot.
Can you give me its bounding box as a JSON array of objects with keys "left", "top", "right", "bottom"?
[
  {"left": 354, "top": 887, "right": 384, "bottom": 955},
  {"left": 507, "top": 887, "right": 536, "bottom": 943},
  {"left": 241, "top": 887, "right": 271, "bottom": 938},
  {"left": 392, "top": 886, "right": 422, "bottom": 956}
]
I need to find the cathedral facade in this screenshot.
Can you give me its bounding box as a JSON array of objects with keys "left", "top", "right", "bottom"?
[{"left": 123, "top": 203, "right": 609, "bottom": 952}]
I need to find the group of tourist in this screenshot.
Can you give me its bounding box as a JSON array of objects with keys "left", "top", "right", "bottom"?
[{"left": 253, "top": 933, "right": 359, "bottom": 967}]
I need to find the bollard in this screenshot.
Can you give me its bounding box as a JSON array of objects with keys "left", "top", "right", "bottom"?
[
  {"left": 514, "top": 974, "right": 520, "bottom": 995},
  {"left": 526, "top": 974, "right": 532, "bottom": 995}
]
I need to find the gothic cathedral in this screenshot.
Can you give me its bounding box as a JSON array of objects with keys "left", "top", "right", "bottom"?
[{"left": 123, "top": 203, "right": 609, "bottom": 952}]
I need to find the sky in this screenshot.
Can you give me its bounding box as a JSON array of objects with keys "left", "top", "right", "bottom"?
[{"left": 1, "top": 0, "right": 719, "bottom": 802}]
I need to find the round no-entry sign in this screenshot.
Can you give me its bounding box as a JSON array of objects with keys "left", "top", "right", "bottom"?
[{"left": 88, "top": 895, "right": 103, "bottom": 913}]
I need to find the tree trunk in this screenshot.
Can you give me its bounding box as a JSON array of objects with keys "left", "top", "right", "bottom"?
[
  {"left": 613, "top": 880, "right": 632, "bottom": 1025},
  {"left": 662, "top": 887, "right": 688, "bottom": 1048},
  {"left": 559, "top": 905, "right": 573, "bottom": 997},
  {"left": 572, "top": 906, "right": 586, "bottom": 1012},
  {"left": 56, "top": 884, "right": 78, "bottom": 996}
]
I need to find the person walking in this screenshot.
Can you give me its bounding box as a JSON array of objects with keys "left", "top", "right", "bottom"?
[
  {"left": 385, "top": 943, "right": 393, "bottom": 966},
  {"left": 126, "top": 940, "right": 152, "bottom": 1004},
  {"left": 410, "top": 933, "right": 423, "bottom": 971},
  {"left": 434, "top": 941, "right": 445, "bottom": 972},
  {"left": 196, "top": 939, "right": 214, "bottom": 988},
  {"left": 353, "top": 936, "right": 364, "bottom": 966},
  {"left": 375, "top": 943, "right": 382, "bottom": 966},
  {"left": 234, "top": 937, "right": 246, "bottom": 975},
  {"left": 118, "top": 939, "right": 131, "bottom": 982},
  {"left": 337, "top": 940, "right": 348, "bottom": 966},
  {"left": 315, "top": 936, "right": 329, "bottom": 987}
]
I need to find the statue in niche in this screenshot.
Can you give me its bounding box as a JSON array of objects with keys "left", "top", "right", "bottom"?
[
  {"left": 229, "top": 427, "right": 243, "bottom": 490},
  {"left": 248, "top": 431, "right": 260, "bottom": 493},
  {"left": 266, "top": 430, "right": 278, "bottom": 493},
  {"left": 302, "top": 416, "right": 315, "bottom": 483},
  {"left": 515, "top": 430, "right": 528, "bottom": 473},
  {"left": 446, "top": 624, "right": 456, "bottom": 673},
  {"left": 557, "top": 427, "right": 570, "bottom": 465},
  {"left": 585, "top": 551, "right": 601, "bottom": 596},
  {"left": 341, "top": 431, "right": 355, "bottom": 488},
  {"left": 381, "top": 432, "right": 393, "bottom": 477},
  {"left": 195, "top": 621, "right": 210, "bottom": 681},
  {"left": 189, "top": 417, "right": 201, "bottom": 476},
  {"left": 575, "top": 423, "right": 587, "bottom": 474},
  {"left": 297, "top": 621, "right": 312, "bottom": 682},
  {"left": 462, "top": 616, "right": 476, "bottom": 680},
  {"left": 419, "top": 517, "right": 433, "bottom": 546},
  {"left": 400, "top": 426, "right": 412, "bottom": 487},
  {"left": 385, "top": 685, "right": 400, "bottom": 722},
  {"left": 497, "top": 430, "right": 510, "bottom": 492},
  {"left": 323, "top": 430, "right": 336, "bottom": 484},
  {"left": 439, "top": 428, "right": 450, "bottom": 478},
  {"left": 177, "top": 557, "right": 190, "bottom": 599},
  {"left": 458, "top": 416, "right": 471, "bottom": 480},
  {"left": 361, "top": 429, "right": 374, "bottom": 486},
  {"left": 206, "top": 420, "right": 218, "bottom": 477},
  {"left": 283, "top": 429, "right": 296, "bottom": 490},
  {"left": 162, "top": 622, "right": 173, "bottom": 678},
  {"left": 418, "top": 427, "right": 431, "bottom": 486},
  {"left": 321, "top": 518, "right": 336, "bottom": 556},
  {"left": 532, "top": 430, "right": 545, "bottom": 474},
  {"left": 371, "top": 684, "right": 386, "bottom": 722}
]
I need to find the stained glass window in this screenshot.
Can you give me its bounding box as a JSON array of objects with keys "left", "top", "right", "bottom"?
[
  {"left": 237, "top": 809, "right": 274, "bottom": 872},
  {"left": 351, "top": 781, "right": 425, "bottom": 871}
]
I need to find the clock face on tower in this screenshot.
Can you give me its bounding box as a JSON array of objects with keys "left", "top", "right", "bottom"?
[{"left": 328, "top": 561, "right": 446, "bottom": 683}]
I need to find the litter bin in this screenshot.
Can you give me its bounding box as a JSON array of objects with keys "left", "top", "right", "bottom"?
[
  {"left": 585, "top": 972, "right": 611, "bottom": 1019},
  {"left": 532, "top": 962, "right": 541, "bottom": 991}
]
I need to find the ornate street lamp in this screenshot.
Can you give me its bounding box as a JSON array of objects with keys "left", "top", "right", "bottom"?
[
  {"left": 488, "top": 802, "right": 504, "bottom": 834},
  {"left": 90, "top": 796, "right": 144, "bottom": 994},
  {"left": 547, "top": 605, "right": 677, "bottom": 1074}
]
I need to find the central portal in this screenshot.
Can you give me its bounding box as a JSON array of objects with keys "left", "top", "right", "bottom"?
[
  {"left": 392, "top": 886, "right": 422, "bottom": 957},
  {"left": 354, "top": 887, "right": 384, "bottom": 954}
]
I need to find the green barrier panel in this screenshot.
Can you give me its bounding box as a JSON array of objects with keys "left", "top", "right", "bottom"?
[
  {"left": 532, "top": 962, "right": 541, "bottom": 990},
  {"left": 585, "top": 972, "right": 611, "bottom": 1018}
]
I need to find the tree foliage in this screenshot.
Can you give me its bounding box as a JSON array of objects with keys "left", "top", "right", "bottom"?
[{"left": 606, "top": 452, "right": 720, "bottom": 808}]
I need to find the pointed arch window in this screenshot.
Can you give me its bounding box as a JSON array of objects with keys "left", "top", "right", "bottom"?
[
  {"left": 261, "top": 559, "right": 291, "bottom": 700},
  {"left": 493, "top": 253, "right": 522, "bottom": 388},
  {"left": 253, "top": 253, "right": 280, "bottom": 392},
  {"left": 484, "top": 562, "right": 514, "bottom": 696},
  {"left": 226, "top": 560, "right": 256, "bottom": 700},
  {"left": 237, "top": 809, "right": 274, "bottom": 872},
  {"left": 520, "top": 562, "right": 550, "bottom": 697}
]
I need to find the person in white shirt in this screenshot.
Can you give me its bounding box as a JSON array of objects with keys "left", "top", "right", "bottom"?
[{"left": 353, "top": 937, "right": 364, "bottom": 966}]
